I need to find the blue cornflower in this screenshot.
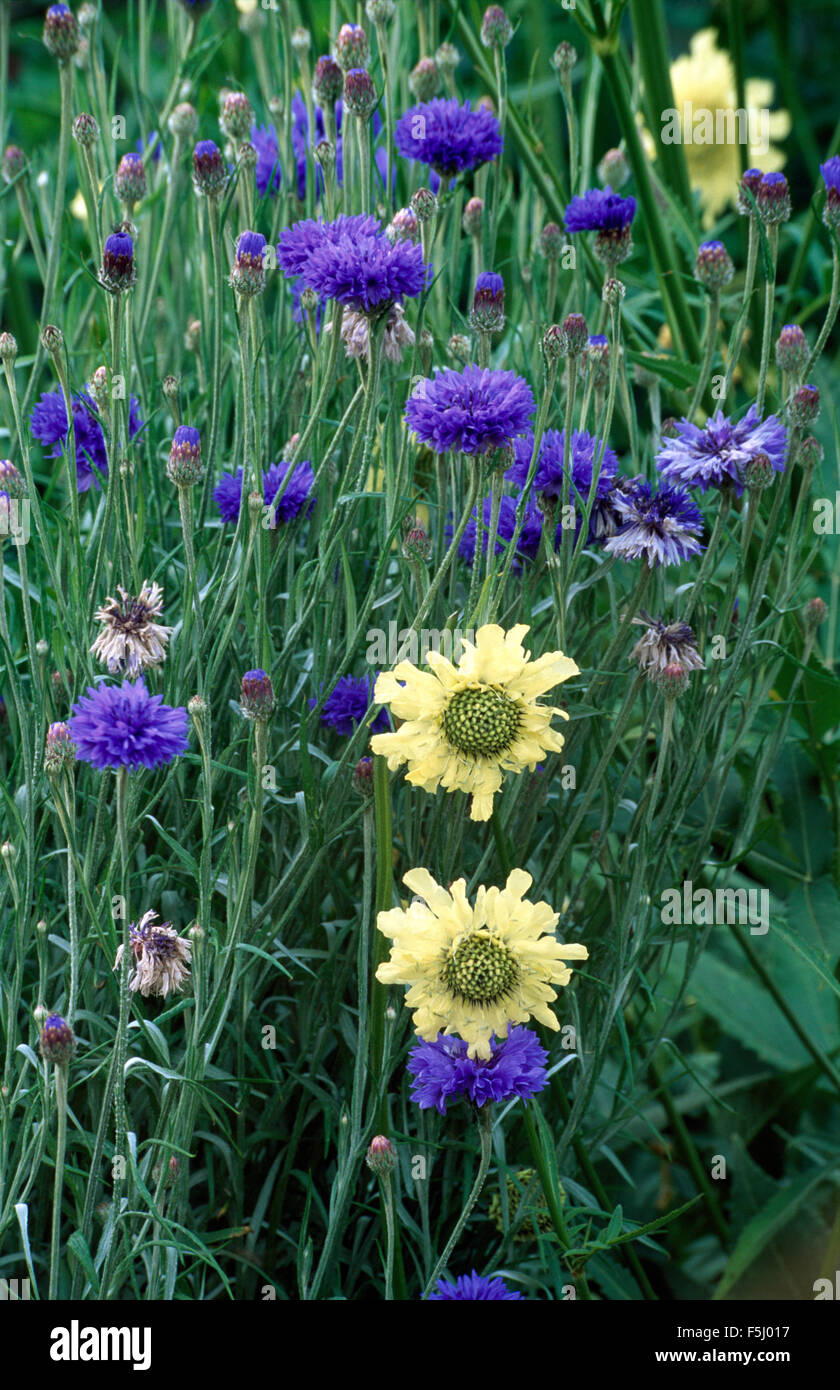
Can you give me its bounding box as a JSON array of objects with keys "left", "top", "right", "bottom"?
[
  {"left": 407, "top": 1027, "right": 549, "bottom": 1115},
  {"left": 820, "top": 156, "right": 840, "bottom": 192},
  {"left": 454, "top": 493, "right": 543, "bottom": 567},
  {"left": 506, "top": 428, "right": 619, "bottom": 508},
  {"left": 603, "top": 481, "right": 704, "bottom": 567},
  {"left": 426, "top": 1271, "right": 525, "bottom": 1301},
  {"left": 30, "top": 389, "right": 144, "bottom": 492},
  {"left": 68, "top": 679, "right": 189, "bottom": 771},
  {"left": 212, "top": 460, "right": 315, "bottom": 526},
  {"left": 310, "top": 674, "right": 390, "bottom": 736},
  {"left": 405, "top": 365, "right": 535, "bottom": 455},
  {"left": 295, "top": 226, "right": 426, "bottom": 315},
  {"left": 136, "top": 131, "right": 162, "bottom": 163},
  {"left": 277, "top": 213, "right": 381, "bottom": 276},
  {"left": 564, "top": 185, "right": 636, "bottom": 233},
  {"left": 656, "top": 406, "right": 788, "bottom": 496},
  {"left": 251, "top": 123, "right": 282, "bottom": 198},
  {"left": 395, "top": 97, "right": 503, "bottom": 177}
]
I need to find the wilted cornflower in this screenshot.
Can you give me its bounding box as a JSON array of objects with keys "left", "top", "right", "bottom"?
[
  {"left": 331, "top": 302, "right": 415, "bottom": 362},
  {"left": 394, "top": 97, "right": 503, "bottom": 178},
  {"left": 91, "top": 581, "right": 172, "bottom": 677},
  {"left": 99, "top": 229, "right": 136, "bottom": 293},
  {"left": 240, "top": 669, "right": 276, "bottom": 720},
  {"left": 114, "top": 910, "right": 192, "bottom": 999},
  {"left": 603, "top": 481, "right": 704, "bottom": 567},
  {"left": 68, "top": 679, "right": 189, "bottom": 771},
  {"left": 656, "top": 406, "right": 787, "bottom": 497},
  {"left": 167, "top": 425, "right": 203, "bottom": 486},
  {"left": 213, "top": 459, "right": 315, "bottom": 526},
  {"left": 405, "top": 365, "right": 534, "bottom": 455},
  {"left": 310, "top": 674, "right": 390, "bottom": 736},
  {"left": 230, "top": 230, "right": 267, "bottom": 296},
  {"left": 426, "top": 1271, "right": 525, "bottom": 1301},
  {"left": 30, "top": 389, "right": 144, "bottom": 492},
  {"left": 39, "top": 1013, "right": 77, "bottom": 1065},
  {"left": 407, "top": 1026, "right": 548, "bottom": 1115},
  {"left": 631, "top": 612, "right": 706, "bottom": 679}
]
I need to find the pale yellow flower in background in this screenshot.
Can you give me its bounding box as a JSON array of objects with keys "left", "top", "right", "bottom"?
[
  {"left": 666, "top": 28, "right": 790, "bottom": 226},
  {"left": 70, "top": 190, "right": 88, "bottom": 222},
  {"left": 371, "top": 623, "right": 579, "bottom": 822},
  {"left": 376, "top": 867, "right": 589, "bottom": 1059}
]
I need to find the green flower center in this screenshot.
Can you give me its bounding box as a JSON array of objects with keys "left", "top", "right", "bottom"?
[
  {"left": 441, "top": 932, "right": 519, "bottom": 1006},
  {"left": 441, "top": 684, "right": 521, "bottom": 758}
]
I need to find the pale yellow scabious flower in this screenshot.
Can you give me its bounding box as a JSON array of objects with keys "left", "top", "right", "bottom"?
[
  {"left": 370, "top": 623, "right": 579, "bottom": 822},
  {"left": 376, "top": 867, "right": 589, "bottom": 1059},
  {"left": 666, "top": 29, "right": 790, "bottom": 227}
]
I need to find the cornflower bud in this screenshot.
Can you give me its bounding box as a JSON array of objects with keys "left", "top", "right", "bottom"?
[
  {"left": 409, "top": 57, "right": 440, "bottom": 102},
  {"left": 803, "top": 597, "right": 828, "bottom": 629},
  {"left": 695, "top": 240, "right": 734, "bottom": 291},
  {"left": 448, "top": 333, "right": 470, "bottom": 363},
  {"left": 0, "top": 332, "right": 17, "bottom": 363},
  {"left": 39, "top": 1013, "right": 77, "bottom": 1066},
  {"left": 72, "top": 112, "right": 99, "bottom": 147},
  {"left": 736, "top": 167, "right": 763, "bottom": 216},
  {"left": 798, "top": 436, "right": 823, "bottom": 469},
  {"left": 775, "top": 324, "right": 809, "bottom": 376},
  {"left": 291, "top": 26, "right": 311, "bottom": 56},
  {"left": 562, "top": 312, "right": 588, "bottom": 356},
  {"left": 410, "top": 187, "right": 436, "bottom": 223},
  {"left": 470, "top": 272, "right": 505, "bottom": 333},
  {"left": 40, "top": 324, "right": 64, "bottom": 355},
  {"left": 551, "top": 41, "right": 577, "bottom": 74},
  {"left": 744, "top": 452, "right": 775, "bottom": 491},
  {"left": 365, "top": 1135, "right": 396, "bottom": 1174},
  {"left": 240, "top": 669, "right": 275, "bottom": 720},
  {"left": 167, "top": 426, "right": 203, "bottom": 485},
  {"left": 402, "top": 520, "right": 432, "bottom": 562},
  {"left": 169, "top": 102, "right": 199, "bottom": 140},
  {"left": 343, "top": 68, "right": 378, "bottom": 120},
  {"left": 1, "top": 146, "right": 24, "bottom": 182},
  {"left": 756, "top": 172, "right": 791, "bottom": 225},
  {"left": 435, "top": 41, "right": 459, "bottom": 76},
  {"left": 44, "top": 722, "right": 76, "bottom": 775},
  {"left": 43, "top": 4, "right": 80, "bottom": 62},
  {"left": 366, "top": 0, "right": 395, "bottom": 22},
  {"left": 99, "top": 230, "right": 136, "bottom": 293},
  {"left": 192, "top": 140, "right": 228, "bottom": 198},
  {"left": 481, "top": 5, "right": 513, "bottom": 48},
  {"left": 655, "top": 662, "right": 690, "bottom": 698},
  {"left": 602, "top": 276, "right": 626, "bottom": 306},
  {"left": 115, "top": 152, "right": 147, "bottom": 209},
  {"left": 220, "top": 90, "right": 254, "bottom": 142},
  {"left": 537, "top": 222, "right": 564, "bottom": 260},
  {"left": 188, "top": 694, "right": 208, "bottom": 720},
  {"left": 462, "top": 196, "right": 484, "bottom": 237},
  {"left": 823, "top": 187, "right": 840, "bottom": 232},
  {"left": 597, "top": 147, "right": 629, "bottom": 188},
  {"left": 162, "top": 374, "right": 179, "bottom": 402},
  {"left": 788, "top": 384, "right": 820, "bottom": 428},
  {"left": 352, "top": 756, "right": 375, "bottom": 797},
  {"left": 541, "top": 323, "right": 565, "bottom": 362},
  {"left": 0, "top": 459, "right": 25, "bottom": 501},
  {"left": 313, "top": 55, "right": 344, "bottom": 106},
  {"left": 387, "top": 207, "right": 419, "bottom": 243},
  {"left": 586, "top": 334, "right": 610, "bottom": 387},
  {"left": 229, "top": 230, "right": 267, "bottom": 297},
  {"left": 334, "top": 23, "right": 369, "bottom": 72}
]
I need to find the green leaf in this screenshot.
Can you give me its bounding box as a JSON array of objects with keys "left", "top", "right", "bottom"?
[{"left": 713, "top": 1159, "right": 839, "bottom": 1299}]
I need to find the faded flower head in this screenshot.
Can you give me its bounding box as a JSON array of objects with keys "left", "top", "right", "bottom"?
[
  {"left": 91, "top": 581, "right": 171, "bottom": 677},
  {"left": 114, "top": 910, "right": 192, "bottom": 999},
  {"left": 603, "top": 480, "right": 704, "bottom": 568},
  {"left": 631, "top": 612, "right": 706, "bottom": 679}
]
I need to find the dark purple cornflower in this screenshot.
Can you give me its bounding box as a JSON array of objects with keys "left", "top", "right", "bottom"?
[
  {"left": 407, "top": 1026, "right": 549, "bottom": 1115},
  {"left": 309, "top": 674, "right": 390, "bottom": 736},
  {"left": 564, "top": 185, "right": 635, "bottom": 232},
  {"left": 470, "top": 271, "right": 505, "bottom": 332},
  {"left": 212, "top": 460, "right": 315, "bottom": 526},
  {"left": 167, "top": 425, "right": 203, "bottom": 486},
  {"left": 506, "top": 428, "right": 619, "bottom": 507},
  {"left": 31, "top": 389, "right": 144, "bottom": 492},
  {"left": 100, "top": 230, "right": 136, "bottom": 293},
  {"left": 656, "top": 406, "right": 788, "bottom": 497},
  {"left": 603, "top": 481, "right": 704, "bottom": 567},
  {"left": 394, "top": 97, "right": 503, "bottom": 177},
  {"left": 193, "top": 139, "right": 227, "bottom": 197},
  {"left": 426, "top": 1271, "right": 525, "bottom": 1301},
  {"left": 405, "top": 365, "right": 534, "bottom": 455},
  {"left": 455, "top": 493, "right": 543, "bottom": 567},
  {"left": 240, "top": 669, "right": 275, "bottom": 720},
  {"left": 68, "top": 679, "right": 189, "bottom": 771},
  {"left": 39, "top": 1013, "right": 76, "bottom": 1066}
]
